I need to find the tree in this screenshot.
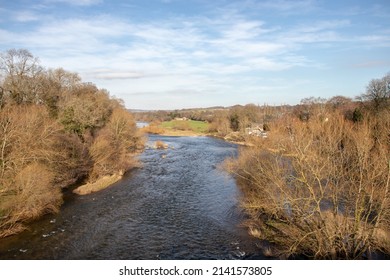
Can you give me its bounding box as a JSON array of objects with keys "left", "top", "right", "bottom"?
[
  {"left": 0, "top": 49, "right": 145, "bottom": 238},
  {"left": 0, "top": 105, "right": 65, "bottom": 236},
  {"left": 208, "top": 110, "right": 231, "bottom": 136},
  {"left": 34, "top": 68, "right": 82, "bottom": 117},
  {"left": 229, "top": 112, "right": 240, "bottom": 131},
  {"left": 0, "top": 49, "right": 43, "bottom": 104},
  {"left": 0, "top": 86, "right": 5, "bottom": 108},
  {"left": 327, "top": 95, "right": 352, "bottom": 109},
  {"left": 59, "top": 86, "right": 114, "bottom": 135},
  {"left": 89, "top": 108, "right": 143, "bottom": 180},
  {"left": 227, "top": 113, "right": 390, "bottom": 259},
  {"left": 296, "top": 97, "right": 328, "bottom": 121},
  {"left": 352, "top": 108, "right": 363, "bottom": 123},
  {"left": 359, "top": 73, "right": 390, "bottom": 112}
]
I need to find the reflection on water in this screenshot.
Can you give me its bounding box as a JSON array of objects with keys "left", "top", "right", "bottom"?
[
  {"left": 136, "top": 122, "right": 149, "bottom": 128},
  {"left": 0, "top": 135, "right": 269, "bottom": 260}
]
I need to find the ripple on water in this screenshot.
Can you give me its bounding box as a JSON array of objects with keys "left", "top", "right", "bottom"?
[{"left": 0, "top": 135, "right": 266, "bottom": 260}]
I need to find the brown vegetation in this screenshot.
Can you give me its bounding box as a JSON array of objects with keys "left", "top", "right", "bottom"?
[
  {"left": 172, "top": 120, "right": 191, "bottom": 131},
  {"left": 140, "top": 121, "right": 165, "bottom": 134},
  {"left": 89, "top": 107, "right": 144, "bottom": 180},
  {"left": 226, "top": 75, "right": 390, "bottom": 259},
  {"left": 0, "top": 49, "right": 144, "bottom": 237},
  {"left": 73, "top": 173, "right": 122, "bottom": 195},
  {"left": 155, "top": 140, "right": 169, "bottom": 149}
]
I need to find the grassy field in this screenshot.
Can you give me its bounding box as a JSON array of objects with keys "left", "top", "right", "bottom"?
[{"left": 161, "top": 120, "right": 209, "bottom": 133}]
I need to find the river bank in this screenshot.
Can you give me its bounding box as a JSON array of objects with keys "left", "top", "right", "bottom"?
[
  {"left": 154, "top": 130, "right": 254, "bottom": 146},
  {"left": 72, "top": 173, "right": 123, "bottom": 195},
  {"left": 154, "top": 129, "right": 206, "bottom": 137},
  {"left": 0, "top": 135, "right": 267, "bottom": 260}
]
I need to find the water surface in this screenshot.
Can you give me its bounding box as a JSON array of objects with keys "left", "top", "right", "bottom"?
[{"left": 0, "top": 135, "right": 267, "bottom": 259}]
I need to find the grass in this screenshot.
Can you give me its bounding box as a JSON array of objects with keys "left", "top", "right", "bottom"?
[{"left": 161, "top": 120, "right": 209, "bottom": 133}]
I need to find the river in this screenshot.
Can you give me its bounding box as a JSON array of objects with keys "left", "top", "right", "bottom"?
[{"left": 0, "top": 135, "right": 269, "bottom": 260}]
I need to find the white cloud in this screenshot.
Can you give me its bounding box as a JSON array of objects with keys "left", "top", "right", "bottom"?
[
  {"left": 2, "top": 1, "right": 388, "bottom": 109},
  {"left": 221, "top": 20, "right": 265, "bottom": 40},
  {"left": 44, "top": 0, "right": 102, "bottom": 6},
  {"left": 14, "top": 11, "right": 40, "bottom": 22},
  {"left": 352, "top": 60, "right": 390, "bottom": 69},
  {"left": 259, "top": 0, "right": 316, "bottom": 12},
  {"left": 1, "top": 9, "right": 325, "bottom": 78},
  {"left": 292, "top": 20, "right": 350, "bottom": 33},
  {"left": 358, "top": 35, "right": 390, "bottom": 43},
  {"left": 226, "top": 0, "right": 317, "bottom": 15},
  {"left": 85, "top": 69, "right": 146, "bottom": 80}
]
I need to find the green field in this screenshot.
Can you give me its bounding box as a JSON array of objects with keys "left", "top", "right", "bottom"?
[{"left": 161, "top": 119, "right": 209, "bottom": 133}]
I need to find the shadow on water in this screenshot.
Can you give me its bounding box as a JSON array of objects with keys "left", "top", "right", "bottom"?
[{"left": 0, "top": 135, "right": 271, "bottom": 260}]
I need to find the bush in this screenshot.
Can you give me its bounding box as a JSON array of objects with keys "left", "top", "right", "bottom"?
[
  {"left": 352, "top": 107, "right": 364, "bottom": 123},
  {"left": 227, "top": 112, "right": 390, "bottom": 259},
  {"left": 89, "top": 108, "right": 144, "bottom": 180},
  {"left": 155, "top": 140, "right": 168, "bottom": 149},
  {"left": 141, "top": 122, "right": 165, "bottom": 134},
  {"left": 172, "top": 120, "right": 191, "bottom": 131},
  {"left": 0, "top": 163, "right": 62, "bottom": 237},
  {"left": 0, "top": 49, "right": 145, "bottom": 237},
  {"left": 14, "top": 163, "right": 62, "bottom": 219}
]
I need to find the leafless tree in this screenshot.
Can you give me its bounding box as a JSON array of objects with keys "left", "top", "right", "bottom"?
[
  {"left": 359, "top": 73, "right": 390, "bottom": 111},
  {"left": 0, "top": 49, "right": 43, "bottom": 104},
  {"left": 227, "top": 109, "right": 390, "bottom": 259}
]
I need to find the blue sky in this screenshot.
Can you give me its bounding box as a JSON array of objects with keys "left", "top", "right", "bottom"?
[{"left": 0, "top": 0, "right": 389, "bottom": 110}]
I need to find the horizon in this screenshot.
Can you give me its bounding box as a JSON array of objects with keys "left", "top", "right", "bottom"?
[{"left": 1, "top": 0, "right": 389, "bottom": 110}]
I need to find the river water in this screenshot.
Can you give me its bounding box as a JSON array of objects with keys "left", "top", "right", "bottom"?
[{"left": 0, "top": 135, "right": 268, "bottom": 260}]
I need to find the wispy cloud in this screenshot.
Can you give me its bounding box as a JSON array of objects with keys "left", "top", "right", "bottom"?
[
  {"left": 1, "top": 0, "right": 389, "bottom": 109},
  {"left": 226, "top": 0, "right": 318, "bottom": 15},
  {"left": 86, "top": 69, "right": 146, "bottom": 80},
  {"left": 3, "top": 16, "right": 131, "bottom": 52},
  {"left": 44, "top": 0, "right": 102, "bottom": 6},
  {"left": 292, "top": 20, "right": 350, "bottom": 33},
  {"left": 13, "top": 10, "right": 40, "bottom": 22},
  {"left": 258, "top": 0, "right": 317, "bottom": 12},
  {"left": 352, "top": 60, "right": 390, "bottom": 69}
]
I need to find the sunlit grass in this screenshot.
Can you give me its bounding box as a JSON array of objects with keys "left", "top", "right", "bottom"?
[{"left": 161, "top": 120, "right": 209, "bottom": 133}]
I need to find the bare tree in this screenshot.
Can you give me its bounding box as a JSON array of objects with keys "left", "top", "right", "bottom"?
[
  {"left": 327, "top": 95, "right": 352, "bottom": 108},
  {"left": 359, "top": 73, "right": 390, "bottom": 111},
  {"left": 0, "top": 49, "right": 43, "bottom": 104},
  {"left": 227, "top": 110, "right": 390, "bottom": 259},
  {"left": 89, "top": 107, "right": 143, "bottom": 180}
]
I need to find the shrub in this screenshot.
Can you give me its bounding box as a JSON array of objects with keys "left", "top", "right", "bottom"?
[
  {"left": 141, "top": 122, "right": 165, "bottom": 134},
  {"left": 155, "top": 140, "right": 168, "bottom": 149},
  {"left": 89, "top": 108, "right": 144, "bottom": 180},
  {"left": 263, "top": 123, "right": 270, "bottom": 131},
  {"left": 172, "top": 120, "right": 191, "bottom": 131},
  {"left": 0, "top": 163, "right": 62, "bottom": 237},
  {"left": 352, "top": 108, "right": 364, "bottom": 123},
  {"left": 227, "top": 112, "right": 390, "bottom": 259},
  {"left": 14, "top": 163, "right": 62, "bottom": 219},
  {"left": 0, "top": 49, "right": 145, "bottom": 237}
]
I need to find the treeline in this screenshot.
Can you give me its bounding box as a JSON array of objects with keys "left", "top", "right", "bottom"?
[
  {"left": 133, "top": 107, "right": 225, "bottom": 123},
  {"left": 0, "top": 49, "right": 144, "bottom": 237},
  {"left": 226, "top": 73, "right": 390, "bottom": 259},
  {"left": 135, "top": 104, "right": 288, "bottom": 135},
  {"left": 135, "top": 96, "right": 370, "bottom": 141}
]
